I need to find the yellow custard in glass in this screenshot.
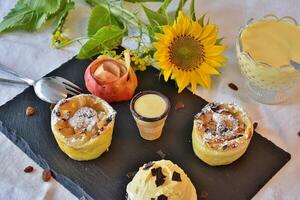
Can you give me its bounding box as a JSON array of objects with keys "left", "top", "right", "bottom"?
[
  {"left": 134, "top": 94, "right": 166, "bottom": 118},
  {"left": 241, "top": 19, "right": 300, "bottom": 67}
]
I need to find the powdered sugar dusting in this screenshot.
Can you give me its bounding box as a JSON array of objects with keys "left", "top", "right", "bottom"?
[
  {"left": 195, "top": 102, "right": 249, "bottom": 150},
  {"left": 69, "top": 107, "right": 98, "bottom": 132}
]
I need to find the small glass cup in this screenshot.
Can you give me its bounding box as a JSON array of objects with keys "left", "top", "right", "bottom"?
[
  {"left": 236, "top": 14, "right": 300, "bottom": 104},
  {"left": 130, "top": 91, "right": 170, "bottom": 141}
]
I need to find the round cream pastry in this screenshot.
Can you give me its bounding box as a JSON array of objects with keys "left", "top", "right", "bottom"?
[
  {"left": 192, "top": 102, "right": 253, "bottom": 166},
  {"left": 51, "top": 94, "right": 116, "bottom": 161},
  {"left": 126, "top": 160, "right": 197, "bottom": 200}
]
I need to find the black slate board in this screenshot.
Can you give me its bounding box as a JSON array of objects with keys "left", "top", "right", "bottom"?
[{"left": 0, "top": 57, "right": 291, "bottom": 200}]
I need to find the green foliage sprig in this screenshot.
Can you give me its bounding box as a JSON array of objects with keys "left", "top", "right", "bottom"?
[{"left": 0, "top": 0, "right": 220, "bottom": 71}]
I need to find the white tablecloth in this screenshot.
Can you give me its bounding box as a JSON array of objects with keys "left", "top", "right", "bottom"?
[{"left": 0, "top": 0, "right": 299, "bottom": 199}]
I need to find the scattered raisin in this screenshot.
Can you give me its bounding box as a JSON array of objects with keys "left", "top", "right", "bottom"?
[
  {"left": 26, "top": 106, "right": 35, "bottom": 116},
  {"left": 175, "top": 102, "right": 185, "bottom": 110},
  {"left": 200, "top": 191, "right": 209, "bottom": 199},
  {"left": 228, "top": 83, "right": 238, "bottom": 91},
  {"left": 42, "top": 169, "right": 52, "bottom": 182},
  {"left": 126, "top": 171, "right": 137, "bottom": 179},
  {"left": 253, "top": 122, "right": 258, "bottom": 130},
  {"left": 24, "top": 166, "right": 34, "bottom": 173},
  {"left": 156, "top": 149, "right": 166, "bottom": 159}
]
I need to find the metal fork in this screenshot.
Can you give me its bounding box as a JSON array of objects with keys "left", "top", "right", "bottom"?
[{"left": 0, "top": 63, "right": 82, "bottom": 103}]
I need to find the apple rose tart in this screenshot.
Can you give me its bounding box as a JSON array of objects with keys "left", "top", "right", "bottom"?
[
  {"left": 51, "top": 94, "right": 116, "bottom": 161},
  {"left": 84, "top": 52, "right": 138, "bottom": 103},
  {"left": 192, "top": 102, "right": 253, "bottom": 166}
]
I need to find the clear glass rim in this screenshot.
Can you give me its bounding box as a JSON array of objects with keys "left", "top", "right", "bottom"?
[{"left": 237, "top": 14, "right": 299, "bottom": 70}]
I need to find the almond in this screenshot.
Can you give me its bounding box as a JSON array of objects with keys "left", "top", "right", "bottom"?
[
  {"left": 42, "top": 169, "right": 52, "bottom": 182},
  {"left": 26, "top": 106, "right": 35, "bottom": 116},
  {"left": 24, "top": 166, "right": 34, "bottom": 173}
]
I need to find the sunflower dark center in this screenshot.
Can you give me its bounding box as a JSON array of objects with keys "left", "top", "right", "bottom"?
[{"left": 169, "top": 36, "right": 204, "bottom": 70}]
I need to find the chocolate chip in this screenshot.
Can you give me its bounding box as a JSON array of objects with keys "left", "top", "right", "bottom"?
[
  {"left": 151, "top": 167, "right": 166, "bottom": 187},
  {"left": 228, "top": 83, "right": 238, "bottom": 91},
  {"left": 200, "top": 191, "right": 209, "bottom": 199},
  {"left": 151, "top": 168, "right": 157, "bottom": 176},
  {"left": 24, "top": 166, "right": 34, "bottom": 173},
  {"left": 155, "top": 176, "right": 165, "bottom": 187},
  {"left": 172, "top": 171, "right": 181, "bottom": 182},
  {"left": 175, "top": 102, "right": 185, "bottom": 110},
  {"left": 55, "top": 110, "right": 61, "bottom": 117},
  {"left": 253, "top": 122, "right": 258, "bottom": 130},
  {"left": 126, "top": 171, "right": 137, "bottom": 179},
  {"left": 42, "top": 169, "right": 52, "bottom": 182},
  {"left": 158, "top": 194, "right": 168, "bottom": 200},
  {"left": 222, "top": 145, "right": 228, "bottom": 150},
  {"left": 105, "top": 115, "right": 113, "bottom": 126},
  {"left": 156, "top": 149, "right": 166, "bottom": 159},
  {"left": 143, "top": 162, "right": 154, "bottom": 170},
  {"left": 211, "top": 105, "right": 222, "bottom": 112},
  {"left": 155, "top": 168, "right": 166, "bottom": 187}
]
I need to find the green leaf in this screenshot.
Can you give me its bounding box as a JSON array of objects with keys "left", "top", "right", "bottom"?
[
  {"left": 125, "top": 0, "right": 163, "bottom": 2},
  {"left": 85, "top": 0, "right": 121, "bottom": 7},
  {"left": 175, "top": 0, "right": 188, "bottom": 18},
  {"left": 190, "top": 0, "right": 196, "bottom": 21},
  {"left": 87, "top": 5, "right": 122, "bottom": 37},
  {"left": 142, "top": 5, "right": 168, "bottom": 26},
  {"left": 216, "top": 37, "right": 224, "bottom": 45},
  {"left": 26, "top": 0, "right": 61, "bottom": 14},
  {"left": 77, "top": 25, "right": 125, "bottom": 59},
  {"left": 158, "top": 0, "right": 172, "bottom": 15},
  {"left": 0, "top": 0, "right": 62, "bottom": 33},
  {"left": 52, "top": 0, "right": 75, "bottom": 33},
  {"left": 198, "top": 13, "right": 207, "bottom": 26}
]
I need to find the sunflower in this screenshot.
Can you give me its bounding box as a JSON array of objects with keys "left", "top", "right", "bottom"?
[{"left": 152, "top": 11, "right": 227, "bottom": 93}]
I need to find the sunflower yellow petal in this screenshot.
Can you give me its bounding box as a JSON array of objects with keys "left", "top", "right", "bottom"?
[
  {"left": 199, "top": 24, "right": 217, "bottom": 40},
  {"left": 204, "top": 59, "right": 223, "bottom": 67},
  {"left": 177, "top": 71, "right": 190, "bottom": 93},
  {"left": 163, "top": 25, "right": 173, "bottom": 35},
  {"left": 196, "top": 70, "right": 210, "bottom": 88},
  {"left": 189, "top": 72, "right": 202, "bottom": 93},
  {"left": 193, "top": 70, "right": 207, "bottom": 88},
  {"left": 189, "top": 21, "right": 202, "bottom": 38},
  {"left": 199, "top": 63, "right": 220, "bottom": 74},
  {"left": 206, "top": 55, "right": 227, "bottom": 64},
  {"left": 163, "top": 66, "right": 173, "bottom": 81},
  {"left": 205, "top": 45, "right": 227, "bottom": 56},
  {"left": 201, "top": 34, "right": 217, "bottom": 47}
]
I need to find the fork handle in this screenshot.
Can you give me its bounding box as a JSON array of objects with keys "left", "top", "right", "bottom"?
[
  {"left": 0, "top": 77, "right": 28, "bottom": 85},
  {"left": 0, "top": 63, "right": 35, "bottom": 85}
]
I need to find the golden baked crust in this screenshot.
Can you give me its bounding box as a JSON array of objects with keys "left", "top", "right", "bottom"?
[
  {"left": 51, "top": 94, "right": 116, "bottom": 161},
  {"left": 192, "top": 102, "right": 253, "bottom": 166}
]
